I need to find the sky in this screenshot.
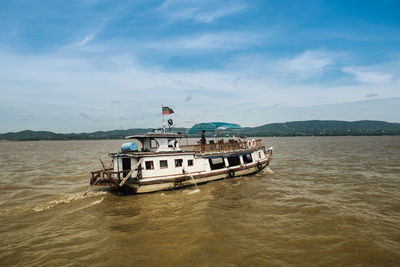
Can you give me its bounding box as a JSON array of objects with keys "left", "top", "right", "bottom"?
[{"left": 0, "top": 0, "right": 399, "bottom": 133}]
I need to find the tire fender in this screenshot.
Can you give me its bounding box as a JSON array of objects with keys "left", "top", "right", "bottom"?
[{"left": 257, "top": 162, "right": 262, "bottom": 170}]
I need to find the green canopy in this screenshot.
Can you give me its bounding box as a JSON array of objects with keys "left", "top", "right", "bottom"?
[{"left": 188, "top": 122, "right": 241, "bottom": 134}]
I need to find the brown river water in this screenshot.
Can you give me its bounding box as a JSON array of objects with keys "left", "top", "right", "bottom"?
[{"left": 0, "top": 137, "right": 400, "bottom": 266}]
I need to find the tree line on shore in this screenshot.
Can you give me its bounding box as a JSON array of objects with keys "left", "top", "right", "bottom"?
[{"left": 1, "top": 120, "right": 400, "bottom": 141}]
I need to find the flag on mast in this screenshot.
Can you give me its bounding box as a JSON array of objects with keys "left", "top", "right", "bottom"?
[{"left": 162, "top": 106, "right": 174, "bottom": 115}]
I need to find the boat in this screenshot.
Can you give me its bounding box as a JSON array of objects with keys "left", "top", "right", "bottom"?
[{"left": 88, "top": 120, "right": 273, "bottom": 194}]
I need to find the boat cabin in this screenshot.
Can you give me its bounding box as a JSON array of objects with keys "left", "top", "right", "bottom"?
[{"left": 124, "top": 133, "right": 185, "bottom": 152}]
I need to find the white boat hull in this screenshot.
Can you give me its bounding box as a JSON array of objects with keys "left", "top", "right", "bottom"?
[{"left": 130, "top": 158, "right": 271, "bottom": 193}]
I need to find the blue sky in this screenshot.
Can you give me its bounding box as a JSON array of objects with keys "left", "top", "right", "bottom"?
[{"left": 0, "top": 0, "right": 399, "bottom": 133}]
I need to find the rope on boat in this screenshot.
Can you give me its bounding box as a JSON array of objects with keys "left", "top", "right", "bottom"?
[
  {"left": 99, "top": 158, "right": 106, "bottom": 171},
  {"left": 82, "top": 158, "right": 108, "bottom": 197},
  {"left": 83, "top": 177, "right": 102, "bottom": 197}
]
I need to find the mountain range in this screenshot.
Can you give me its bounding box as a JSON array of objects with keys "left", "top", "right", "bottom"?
[{"left": 1, "top": 120, "right": 400, "bottom": 141}]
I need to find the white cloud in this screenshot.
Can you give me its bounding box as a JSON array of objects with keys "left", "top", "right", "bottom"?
[
  {"left": 74, "top": 17, "right": 112, "bottom": 47},
  {"left": 1, "top": 49, "right": 400, "bottom": 132},
  {"left": 146, "top": 31, "right": 264, "bottom": 51},
  {"left": 227, "top": 49, "right": 339, "bottom": 81},
  {"left": 159, "top": 0, "right": 246, "bottom": 23},
  {"left": 342, "top": 66, "right": 394, "bottom": 84},
  {"left": 76, "top": 32, "right": 96, "bottom": 47},
  {"left": 276, "top": 50, "right": 335, "bottom": 78}
]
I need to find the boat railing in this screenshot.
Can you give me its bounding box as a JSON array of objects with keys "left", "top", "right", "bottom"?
[
  {"left": 180, "top": 139, "right": 262, "bottom": 153},
  {"left": 90, "top": 168, "right": 136, "bottom": 185}
]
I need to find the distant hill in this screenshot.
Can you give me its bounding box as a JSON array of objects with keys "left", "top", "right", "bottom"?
[
  {"left": 0, "top": 128, "right": 186, "bottom": 141},
  {"left": 245, "top": 120, "right": 400, "bottom": 136},
  {"left": 0, "top": 129, "right": 151, "bottom": 141},
  {"left": 1, "top": 120, "right": 400, "bottom": 140}
]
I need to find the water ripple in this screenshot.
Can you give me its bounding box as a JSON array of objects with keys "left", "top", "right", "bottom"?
[{"left": 1, "top": 137, "right": 400, "bottom": 266}]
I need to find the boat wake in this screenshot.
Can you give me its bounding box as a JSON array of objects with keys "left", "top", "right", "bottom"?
[
  {"left": 32, "top": 191, "right": 107, "bottom": 212},
  {"left": 185, "top": 188, "right": 200, "bottom": 195},
  {"left": 65, "top": 197, "right": 104, "bottom": 214},
  {"left": 264, "top": 166, "right": 274, "bottom": 174}
]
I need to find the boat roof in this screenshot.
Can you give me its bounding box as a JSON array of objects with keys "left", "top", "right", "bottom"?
[
  {"left": 188, "top": 122, "right": 241, "bottom": 134},
  {"left": 125, "top": 133, "right": 185, "bottom": 139}
]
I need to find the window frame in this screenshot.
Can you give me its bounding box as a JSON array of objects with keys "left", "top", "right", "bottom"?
[
  {"left": 227, "top": 156, "right": 241, "bottom": 167},
  {"left": 209, "top": 157, "right": 225, "bottom": 170},
  {"left": 145, "top": 160, "right": 154, "bottom": 170},
  {"left": 175, "top": 159, "right": 183, "bottom": 167},
  {"left": 160, "top": 160, "right": 168, "bottom": 169},
  {"left": 242, "top": 154, "right": 253, "bottom": 164}
]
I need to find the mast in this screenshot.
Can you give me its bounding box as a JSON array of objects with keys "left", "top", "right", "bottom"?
[{"left": 162, "top": 104, "right": 166, "bottom": 133}]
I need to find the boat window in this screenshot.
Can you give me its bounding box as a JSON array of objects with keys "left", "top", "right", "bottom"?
[
  {"left": 160, "top": 160, "right": 168, "bottom": 169},
  {"left": 258, "top": 151, "right": 263, "bottom": 158},
  {"left": 145, "top": 161, "right": 154, "bottom": 170},
  {"left": 227, "top": 156, "right": 240, "bottom": 167},
  {"left": 150, "top": 139, "right": 159, "bottom": 148},
  {"left": 243, "top": 154, "right": 253, "bottom": 164},
  {"left": 175, "top": 159, "right": 183, "bottom": 167},
  {"left": 209, "top": 157, "right": 225, "bottom": 170},
  {"left": 188, "top": 159, "right": 193, "bottom": 166}
]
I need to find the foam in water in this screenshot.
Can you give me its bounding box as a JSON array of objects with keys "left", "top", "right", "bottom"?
[
  {"left": 185, "top": 188, "right": 200, "bottom": 195},
  {"left": 65, "top": 197, "right": 104, "bottom": 214},
  {"left": 232, "top": 181, "right": 241, "bottom": 186},
  {"left": 264, "top": 166, "right": 274, "bottom": 174},
  {"left": 32, "top": 191, "right": 107, "bottom": 212}
]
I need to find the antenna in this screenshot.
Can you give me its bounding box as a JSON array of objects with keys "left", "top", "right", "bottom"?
[{"left": 168, "top": 119, "right": 173, "bottom": 132}]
